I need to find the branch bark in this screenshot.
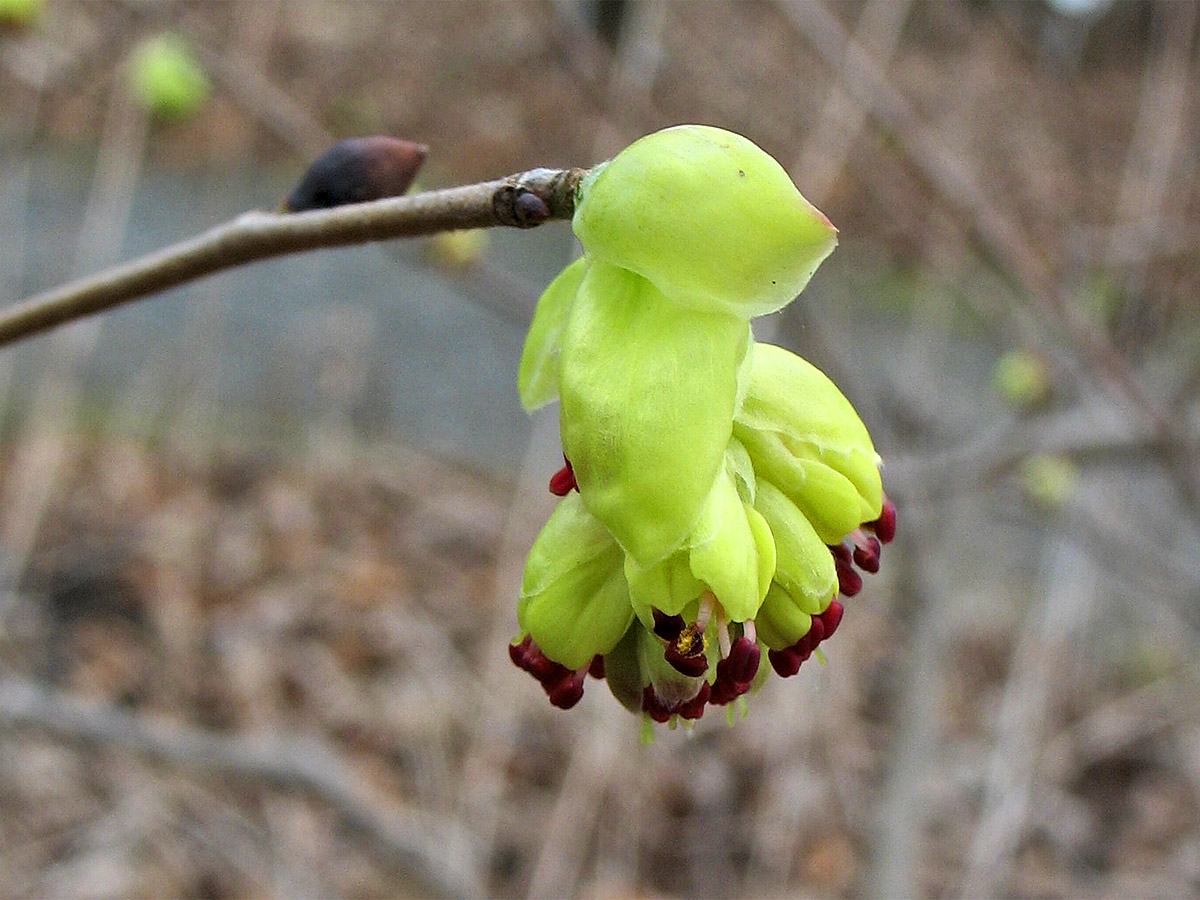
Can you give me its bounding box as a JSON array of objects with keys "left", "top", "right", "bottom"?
[{"left": 0, "top": 166, "right": 584, "bottom": 348}]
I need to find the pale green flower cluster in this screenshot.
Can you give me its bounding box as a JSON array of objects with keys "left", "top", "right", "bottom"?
[{"left": 511, "top": 126, "right": 892, "bottom": 728}]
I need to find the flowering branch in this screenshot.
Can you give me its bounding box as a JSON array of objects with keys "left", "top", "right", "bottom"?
[{"left": 0, "top": 166, "right": 584, "bottom": 347}]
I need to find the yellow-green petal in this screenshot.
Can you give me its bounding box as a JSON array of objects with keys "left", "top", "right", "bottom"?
[
  {"left": 517, "top": 256, "right": 586, "bottom": 411},
  {"left": 558, "top": 259, "right": 748, "bottom": 565},
  {"left": 687, "top": 466, "right": 775, "bottom": 623},
  {"left": 518, "top": 493, "right": 635, "bottom": 669},
  {"left": 754, "top": 479, "right": 837, "bottom": 621}
]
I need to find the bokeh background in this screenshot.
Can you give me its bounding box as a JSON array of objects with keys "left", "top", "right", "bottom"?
[{"left": 1, "top": 1, "right": 1199, "bottom": 897}]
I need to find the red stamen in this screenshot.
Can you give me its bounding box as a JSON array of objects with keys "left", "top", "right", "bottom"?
[
  {"left": 818, "top": 599, "right": 844, "bottom": 639},
  {"left": 853, "top": 534, "right": 882, "bottom": 573},
  {"left": 549, "top": 457, "right": 578, "bottom": 496},
  {"left": 548, "top": 670, "right": 585, "bottom": 709},
  {"left": 676, "top": 682, "right": 710, "bottom": 720},
  {"left": 871, "top": 497, "right": 896, "bottom": 544}
]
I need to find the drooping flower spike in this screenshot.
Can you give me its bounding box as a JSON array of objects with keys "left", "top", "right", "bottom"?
[{"left": 512, "top": 125, "right": 894, "bottom": 730}]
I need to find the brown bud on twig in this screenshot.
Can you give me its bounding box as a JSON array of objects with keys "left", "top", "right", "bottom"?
[{"left": 283, "top": 136, "right": 428, "bottom": 212}]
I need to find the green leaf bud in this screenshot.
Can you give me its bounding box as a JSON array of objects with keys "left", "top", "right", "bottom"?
[{"left": 128, "top": 34, "right": 211, "bottom": 121}]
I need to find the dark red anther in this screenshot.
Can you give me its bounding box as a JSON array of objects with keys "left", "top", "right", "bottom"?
[
  {"left": 708, "top": 678, "right": 737, "bottom": 706},
  {"left": 709, "top": 638, "right": 759, "bottom": 705},
  {"left": 665, "top": 641, "right": 709, "bottom": 677},
  {"left": 804, "top": 616, "right": 826, "bottom": 649},
  {"left": 872, "top": 497, "right": 897, "bottom": 544},
  {"left": 588, "top": 655, "right": 605, "bottom": 679},
  {"left": 651, "top": 609, "right": 685, "bottom": 641},
  {"left": 818, "top": 600, "right": 844, "bottom": 640},
  {"left": 676, "top": 682, "right": 710, "bottom": 720},
  {"left": 836, "top": 560, "right": 863, "bottom": 597},
  {"left": 549, "top": 458, "right": 578, "bottom": 496},
  {"left": 510, "top": 635, "right": 569, "bottom": 685},
  {"left": 641, "top": 685, "right": 673, "bottom": 723},
  {"left": 830, "top": 542, "right": 853, "bottom": 566},
  {"left": 853, "top": 535, "right": 882, "bottom": 573},
  {"left": 768, "top": 646, "right": 802, "bottom": 678},
  {"left": 548, "top": 670, "right": 586, "bottom": 709},
  {"left": 508, "top": 636, "right": 529, "bottom": 668},
  {"left": 724, "top": 636, "right": 760, "bottom": 686}
]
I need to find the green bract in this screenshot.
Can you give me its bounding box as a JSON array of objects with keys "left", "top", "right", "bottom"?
[{"left": 574, "top": 125, "right": 838, "bottom": 316}]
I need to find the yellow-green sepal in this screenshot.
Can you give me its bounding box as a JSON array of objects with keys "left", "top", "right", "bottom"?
[
  {"left": 756, "top": 584, "right": 814, "bottom": 651},
  {"left": 518, "top": 493, "right": 635, "bottom": 669},
  {"left": 517, "top": 256, "right": 586, "bottom": 411}
]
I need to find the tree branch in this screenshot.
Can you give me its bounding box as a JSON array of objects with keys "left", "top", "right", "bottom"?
[{"left": 0, "top": 166, "right": 585, "bottom": 347}]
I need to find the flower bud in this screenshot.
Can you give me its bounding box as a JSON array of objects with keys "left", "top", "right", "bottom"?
[{"left": 734, "top": 343, "right": 883, "bottom": 544}]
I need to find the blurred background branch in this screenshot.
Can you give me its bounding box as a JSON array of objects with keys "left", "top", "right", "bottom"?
[{"left": 0, "top": 1, "right": 1198, "bottom": 898}]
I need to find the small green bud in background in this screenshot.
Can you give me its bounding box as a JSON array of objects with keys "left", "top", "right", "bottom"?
[
  {"left": 428, "top": 229, "right": 489, "bottom": 270},
  {"left": 0, "top": 0, "right": 41, "bottom": 31},
  {"left": 992, "top": 349, "right": 1052, "bottom": 409},
  {"left": 1019, "top": 453, "right": 1078, "bottom": 510},
  {"left": 128, "top": 34, "right": 211, "bottom": 121}
]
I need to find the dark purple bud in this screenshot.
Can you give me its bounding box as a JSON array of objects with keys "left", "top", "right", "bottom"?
[
  {"left": 588, "top": 655, "right": 605, "bottom": 679},
  {"left": 284, "top": 136, "right": 427, "bottom": 211},
  {"left": 514, "top": 190, "right": 551, "bottom": 226}
]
